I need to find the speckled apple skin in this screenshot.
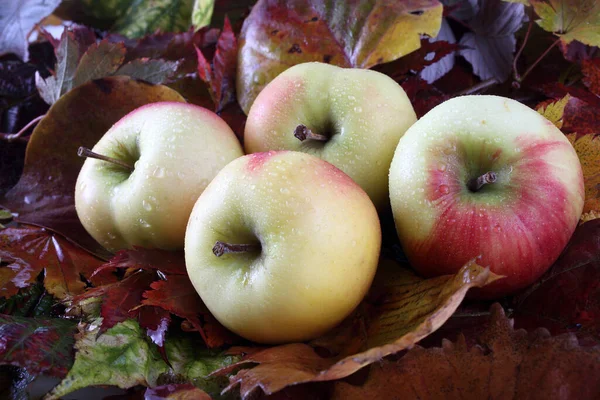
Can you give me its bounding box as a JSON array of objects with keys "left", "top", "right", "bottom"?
[
  {"left": 244, "top": 62, "right": 417, "bottom": 209},
  {"left": 389, "top": 95, "right": 584, "bottom": 298},
  {"left": 185, "top": 151, "right": 381, "bottom": 344},
  {"left": 75, "top": 102, "right": 244, "bottom": 252}
]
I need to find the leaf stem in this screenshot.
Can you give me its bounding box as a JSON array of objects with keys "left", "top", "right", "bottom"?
[
  {"left": 455, "top": 78, "right": 498, "bottom": 96},
  {"left": 515, "top": 38, "right": 562, "bottom": 85},
  {"left": 0, "top": 115, "right": 45, "bottom": 142},
  {"left": 513, "top": 8, "right": 534, "bottom": 83},
  {"left": 77, "top": 147, "right": 134, "bottom": 172},
  {"left": 213, "top": 241, "right": 261, "bottom": 257}
]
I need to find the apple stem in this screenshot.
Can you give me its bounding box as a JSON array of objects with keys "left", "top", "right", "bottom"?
[
  {"left": 77, "top": 147, "right": 134, "bottom": 172},
  {"left": 213, "top": 241, "right": 261, "bottom": 257},
  {"left": 467, "top": 171, "right": 497, "bottom": 192},
  {"left": 294, "top": 125, "right": 328, "bottom": 142}
]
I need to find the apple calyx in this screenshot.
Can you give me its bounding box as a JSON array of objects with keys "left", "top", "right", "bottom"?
[
  {"left": 212, "top": 241, "right": 261, "bottom": 257},
  {"left": 467, "top": 171, "right": 497, "bottom": 192},
  {"left": 294, "top": 124, "right": 328, "bottom": 142},
  {"left": 77, "top": 147, "right": 134, "bottom": 172}
]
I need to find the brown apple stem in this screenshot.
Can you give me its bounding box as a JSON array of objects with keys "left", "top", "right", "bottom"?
[
  {"left": 213, "top": 241, "right": 261, "bottom": 257},
  {"left": 467, "top": 171, "right": 497, "bottom": 192},
  {"left": 294, "top": 125, "right": 328, "bottom": 142},
  {"left": 77, "top": 147, "right": 134, "bottom": 172}
]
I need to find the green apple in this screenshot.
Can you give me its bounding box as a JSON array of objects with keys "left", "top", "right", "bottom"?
[
  {"left": 389, "top": 95, "right": 584, "bottom": 298},
  {"left": 75, "top": 102, "right": 244, "bottom": 252},
  {"left": 243, "top": 62, "right": 417, "bottom": 209},
  {"left": 185, "top": 151, "right": 381, "bottom": 344}
]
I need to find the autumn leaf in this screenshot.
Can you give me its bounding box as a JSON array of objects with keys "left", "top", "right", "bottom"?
[
  {"left": 72, "top": 40, "right": 127, "bottom": 88},
  {"left": 420, "top": 20, "right": 457, "bottom": 83},
  {"left": 0, "top": 0, "right": 61, "bottom": 61},
  {"left": 536, "top": 93, "right": 570, "bottom": 129},
  {"left": 0, "top": 77, "right": 185, "bottom": 259},
  {"left": 567, "top": 133, "right": 600, "bottom": 215},
  {"left": 531, "top": 0, "right": 600, "bottom": 46},
  {"left": 401, "top": 76, "right": 450, "bottom": 118},
  {"left": 237, "top": 0, "right": 443, "bottom": 113},
  {"left": 144, "top": 383, "right": 211, "bottom": 399},
  {"left": 93, "top": 247, "right": 188, "bottom": 276},
  {"left": 214, "top": 260, "right": 499, "bottom": 399},
  {"left": 0, "top": 282, "right": 59, "bottom": 318},
  {"left": 0, "top": 314, "right": 76, "bottom": 378},
  {"left": 0, "top": 224, "right": 107, "bottom": 300},
  {"left": 331, "top": 304, "right": 600, "bottom": 399},
  {"left": 582, "top": 58, "right": 600, "bottom": 95},
  {"left": 513, "top": 219, "right": 600, "bottom": 345},
  {"left": 114, "top": 58, "right": 180, "bottom": 84},
  {"left": 46, "top": 319, "right": 238, "bottom": 400},
  {"left": 192, "top": 0, "right": 215, "bottom": 30},
  {"left": 113, "top": 0, "right": 195, "bottom": 39}
]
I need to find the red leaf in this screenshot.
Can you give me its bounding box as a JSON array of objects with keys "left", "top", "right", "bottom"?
[
  {"left": 331, "top": 304, "right": 600, "bottom": 399},
  {"left": 0, "top": 224, "right": 107, "bottom": 300},
  {"left": 401, "top": 77, "right": 450, "bottom": 118},
  {"left": 144, "top": 383, "right": 211, "bottom": 400},
  {"left": 92, "top": 248, "right": 188, "bottom": 278},
  {"left": 138, "top": 306, "right": 171, "bottom": 347},
  {"left": 0, "top": 314, "right": 76, "bottom": 378},
  {"left": 582, "top": 58, "right": 600, "bottom": 96},
  {"left": 562, "top": 96, "right": 600, "bottom": 135},
  {"left": 512, "top": 220, "right": 600, "bottom": 346}
]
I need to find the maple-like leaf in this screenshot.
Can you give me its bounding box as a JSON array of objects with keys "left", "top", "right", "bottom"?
[
  {"left": 46, "top": 319, "right": 238, "bottom": 399},
  {"left": 0, "top": 314, "right": 76, "bottom": 378},
  {"left": 567, "top": 134, "right": 600, "bottom": 217},
  {"left": 513, "top": 219, "right": 600, "bottom": 345},
  {"left": 536, "top": 93, "right": 570, "bottom": 129},
  {"left": 237, "top": 0, "right": 443, "bottom": 113},
  {"left": 332, "top": 303, "right": 600, "bottom": 399},
  {"left": 72, "top": 40, "right": 127, "bottom": 88},
  {"left": 114, "top": 58, "right": 180, "bottom": 84},
  {"left": 0, "top": 224, "right": 107, "bottom": 300},
  {"left": 0, "top": 0, "right": 61, "bottom": 61},
  {"left": 401, "top": 76, "right": 450, "bottom": 118},
  {"left": 532, "top": 0, "right": 600, "bottom": 46},
  {"left": 214, "top": 260, "right": 499, "bottom": 399},
  {"left": 459, "top": 0, "right": 527, "bottom": 82},
  {"left": 582, "top": 58, "right": 600, "bottom": 95},
  {"left": 0, "top": 77, "right": 185, "bottom": 259},
  {"left": 113, "top": 0, "right": 194, "bottom": 39},
  {"left": 196, "top": 16, "right": 238, "bottom": 112},
  {"left": 93, "top": 248, "right": 187, "bottom": 276}
]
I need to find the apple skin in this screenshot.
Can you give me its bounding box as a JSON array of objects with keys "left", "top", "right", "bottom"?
[
  {"left": 75, "top": 102, "right": 244, "bottom": 252},
  {"left": 243, "top": 62, "right": 417, "bottom": 209},
  {"left": 185, "top": 151, "right": 381, "bottom": 344},
  {"left": 389, "top": 95, "right": 584, "bottom": 298}
]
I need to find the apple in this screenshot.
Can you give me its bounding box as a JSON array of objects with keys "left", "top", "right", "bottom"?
[
  {"left": 75, "top": 102, "right": 244, "bottom": 252},
  {"left": 389, "top": 95, "right": 584, "bottom": 298},
  {"left": 185, "top": 151, "right": 381, "bottom": 344},
  {"left": 243, "top": 62, "right": 417, "bottom": 209}
]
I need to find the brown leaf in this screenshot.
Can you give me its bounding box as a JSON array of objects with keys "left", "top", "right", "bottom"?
[
  {"left": 513, "top": 219, "right": 600, "bottom": 345},
  {"left": 0, "top": 77, "right": 186, "bottom": 259},
  {"left": 237, "top": 0, "right": 443, "bottom": 112},
  {"left": 567, "top": 133, "right": 600, "bottom": 215},
  {"left": 92, "top": 248, "right": 188, "bottom": 277},
  {"left": 331, "top": 304, "right": 600, "bottom": 400},
  {"left": 214, "top": 260, "right": 499, "bottom": 399},
  {"left": 0, "top": 224, "right": 106, "bottom": 300},
  {"left": 582, "top": 58, "right": 600, "bottom": 96},
  {"left": 144, "top": 383, "right": 211, "bottom": 399}
]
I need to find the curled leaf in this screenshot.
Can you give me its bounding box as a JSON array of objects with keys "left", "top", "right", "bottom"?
[{"left": 531, "top": 0, "right": 600, "bottom": 46}]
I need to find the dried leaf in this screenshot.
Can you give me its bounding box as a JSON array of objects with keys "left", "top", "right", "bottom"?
[
  {"left": 114, "top": 0, "right": 194, "bottom": 39},
  {"left": 331, "top": 304, "right": 600, "bottom": 399},
  {"left": 459, "top": 0, "right": 527, "bottom": 82},
  {"left": 0, "top": 224, "right": 106, "bottom": 300},
  {"left": 513, "top": 214, "right": 600, "bottom": 346},
  {"left": 94, "top": 248, "right": 187, "bottom": 276},
  {"left": 72, "top": 40, "right": 127, "bottom": 88},
  {"left": 0, "top": 77, "right": 185, "bottom": 259},
  {"left": 215, "top": 260, "right": 499, "bottom": 399},
  {"left": 114, "top": 58, "right": 180, "bottom": 84},
  {"left": 145, "top": 383, "right": 211, "bottom": 399},
  {"left": 237, "top": 0, "right": 443, "bottom": 112},
  {"left": 536, "top": 94, "right": 571, "bottom": 129},
  {"left": 531, "top": 0, "right": 600, "bottom": 46},
  {"left": 582, "top": 58, "right": 600, "bottom": 95},
  {"left": 192, "top": 0, "right": 215, "bottom": 30},
  {"left": 567, "top": 133, "right": 600, "bottom": 215},
  {"left": 0, "top": 0, "right": 61, "bottom": 61},
  {"left": 0, "top": 314, "right": 76, "bottom": 378}
]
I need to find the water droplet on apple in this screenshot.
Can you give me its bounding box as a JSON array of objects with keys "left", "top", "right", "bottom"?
[
  {"left": 437, "top": 164, "right": 447, "bottom": 172},
  {"left": 279, "top": 187, "right": 290, "bottom": 194},
  {"left": 107, "top": 232, "right": 116, "bottom": 240},
  {"left": 250, "top": 184, "right": 256, "bottom": 190},
  {"left": 142, "top": 200, "right": 152, "bottom": 211},
  {"left": 494, "top": 224, "right": 502, "bottom": 232},
  {"left": 439, "top": 185, "right": 449, "bottom": 194},
  {"left": 153, "top": 167, "right": 165, "bottom": 178},
  {"left": 177, "top": 171, "right": 185, "bottom": 179},
  {"left": 348, "top": 95, "right": 355, "bottom": 101},
  {"left": 138, "top": 219, "right": 151, "bottom": 228},
  {"left": 353, "top": 106, "right": 362, "bottom": 113}
]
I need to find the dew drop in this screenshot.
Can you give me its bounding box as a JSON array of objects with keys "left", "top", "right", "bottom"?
[
  {"left": 494, "top": 224, "right": 502, "bottom": 232},
  {"left": 107, "top": 232, "right": 116, "bottom": 240},
  {"left": 142, "top": 200, "right": 152, "bottom": 211},
  {"left": 138, "top": 219, "right": 151, "bottom": 228},
  {"left": 437, "top": 164, "right": 447, "bottom": 172},
  {"left": 279, "top": 187, "right": 290, "bottom": 194},
  {"left": 153, "top": 167, "right": 165, "bottom": 178},
  {"left": 353, "top": 106, "right": 362, "bottom": 113},
  {"left": 439, "top": 185, "right": 449, "bottom": 194}
]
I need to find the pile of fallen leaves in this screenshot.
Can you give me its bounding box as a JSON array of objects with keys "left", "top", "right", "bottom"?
[{"left": 1, "top": 0, "right": 600, "bottom": 399}]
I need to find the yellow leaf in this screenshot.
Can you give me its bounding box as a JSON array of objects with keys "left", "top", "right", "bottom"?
[
  {"left": 531, "top": 0, "right": 600, "bottom": 46},
  {"left": 581, "top": 210, "right": 600, "bottom": 224},
  {"left": 568, "top": 133, "right": 600, "bottom": 214},
  {"left": 536, "top": 94, "right": 570, "bottom": 129}
]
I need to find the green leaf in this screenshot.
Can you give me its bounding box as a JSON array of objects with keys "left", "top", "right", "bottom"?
[
  {"left": 114, "top": 58, "right": 180, "bottom": 84},
  {"left": 531, "top": 0, "right": 600, "bottom": 46},
  {"left": 192, "top": 0, "right": 215, "bottom": 30},
  {"left": 114, "top": 0, "right": 195, "bottom": 39},
  {"left": 0, "top": 0, "right": 61, "bottom": 61},
  {"left": 45, "top": 319, "right": 239, "bottom": 399},
  {"left": 237, "top": 0, "right": 443, "bottom": 113},
  {"left": 0, "top": 209, "right": 12, "bottom": 220},
  {"left": 72, "top": 40, "right": 127, "bottom": 88}
]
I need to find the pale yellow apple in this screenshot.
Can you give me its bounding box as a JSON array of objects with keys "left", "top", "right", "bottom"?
[{"left": 185, "top": 151, "right": 381, "bottom": 343}]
